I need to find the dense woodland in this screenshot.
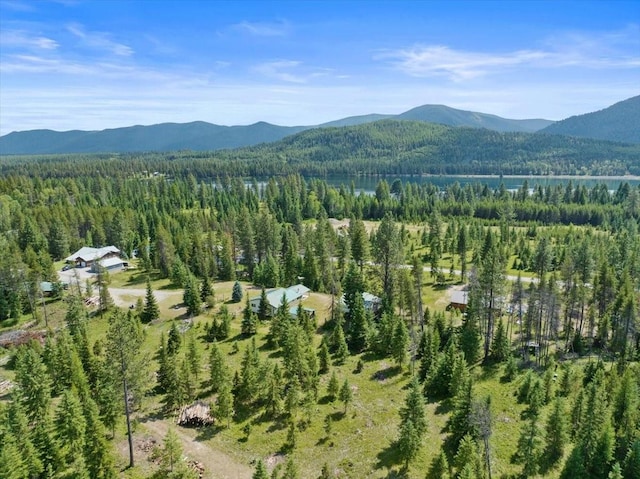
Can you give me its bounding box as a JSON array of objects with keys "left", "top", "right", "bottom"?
[
  {"left": 0, "top": 153, "right": 639, "bottom": 479},
  {"left": 2, "top": 120, "right": 640, "bottom": 179}
]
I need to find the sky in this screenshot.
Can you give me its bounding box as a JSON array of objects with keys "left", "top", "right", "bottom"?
[{"left": 0, "top": 0, "right": 639, "bottom": 135}]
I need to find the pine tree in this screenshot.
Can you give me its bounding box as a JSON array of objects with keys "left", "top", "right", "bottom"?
[
  {"left": 428, "top": 449, "right": 451, "bottom": 479},
  {"left": 55, "top": 388, "right": 87, "bottom": 463},
  {"left": 167, "top": 322, "right": 182, "bottom": 355},
  {"left": 282, "top": 457, "right": 300, "bottom": 479},
  {"left": 514, "top": 416, "right": 543, "bottom": 478},
  {"left": 258, "top": 287, "right": 270, "bottom": 322},
  {"left": 347, "top": 292, "right": 370, "bottom": 352},
  {"left": 333, "top": 322, "right": 349, "bottom": 365},
  {"left": 200, "top": 274, "right": 214, "bottom": 303},
  {"left": 183, "top": 274, "right": 202, "bottom": 316},
  {"left": 327, "top": 371, "right": 340, "bottom": 401},
  {"left": 232, "top": 281, "right": 243, "bottom": 303},
  {"left": 318, "top": 337, "right": 330, "bottom": 374},
  {"left": 105, "top": 309, "right": 145, "bottom": 469},
  {"left": 5, "top": 399, "right": 43, "bottom": 477},
  {"left": 14, "top": 345, "right": 52, "bottom": 422},
  {"left": 397, "top": 419, "right": 421, "bottom": 470},
  {"left": 253, "top": 459, "right": 269, "bottom": 479},
  {"left": 454, "top": 434, "right": 483, "bottom": 479},
  {"left": 83, "top": 397, "right": 116, "bottom": 479},
  {"left": 391, "top": 316, "right": 410, "bottom": 367},
  {"left": 209, "top": 341, "right": 229, "bottom": 393},
  {"left": 339, "top": 379, "right": 353, "bottom": 414},
  {"left": 216, "top": 378, "right": 234, "bottom": 428},
  {"left": 159, "top": 428, "right": 183, "bottom": 474},
  {"left": 491, "top": 319, "right": 510, "bottom": 362},
  {"left": 141, "top": 277, "right": 160, "bottom": 323},
  {"left": 0, "top": 430, "right": 29, "bottom": 479},
  {"left": 187, "top": 333, "right": 201, "bottom": 381},
  {"left": 544, "top": 397, "right": 568, "bottom": 468},
  {"left": 447, "top": 376, "right": 474, "bottom": 449},
  {"left": 242, "top": 297, "right": 258, "bottom": 336},
  {"left": 396, "top": 377, "right": 427, "bottom": 469},
  {"left": 622, "top": 439, "right": 640, "bottom": 479},
  {"left": 400, "top": 377, "right": 427, "bottom": 437}
]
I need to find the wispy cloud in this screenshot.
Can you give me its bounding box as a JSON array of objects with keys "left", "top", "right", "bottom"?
[
  {"left": 0, "top": 0, "right": 36, "bottom": 12},
  {"left": 252, "top": 60, "right": 331, "bottom": 84},
  {"left": 0, "top": 29, "right": 59, "bottom": 50},
  {"left": 230, "top": 20, "right": 290, "bottom": 37},
  {"left": 380, "top": 26, "right": 640, "bottom": 81},
  {"left": 66, "top": 22, "right": 133, "bottom": 56},
  {"left": 378, "top": 46, "right": 548, "bottom": 81}
]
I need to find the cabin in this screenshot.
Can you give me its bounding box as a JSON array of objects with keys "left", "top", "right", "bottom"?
[
  {"left": 448, "top": 290, "right": 469, "bottom": 312},
  {"left": 65, "top": 246, "right": 121, "bottom": 268},
  {"left": 249, "top": 284, "right": 312, "bottom": 317}
]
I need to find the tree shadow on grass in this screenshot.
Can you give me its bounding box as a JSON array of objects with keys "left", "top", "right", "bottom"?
[
  {"left": 478, "top": 361, "right": 501, "bottom": 381},
  {"left": 317, "top": 395, "right": 336, "bottom": 405},
  {"left": 375, "top": 441, "right": 401, "bottom": 472},
  {"left": 266, "top": 418, "right": 288, "bottom": 433},
  {"left": 194, "top": 424, "right": 224, "bottom": 442},
  {"left": 371, "top": 365, "right": 403, "bottom": 382},
  {"left": 432, "top": 398, "right": 453, "bottom": 416}
]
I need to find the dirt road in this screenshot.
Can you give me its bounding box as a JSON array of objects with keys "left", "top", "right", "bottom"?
[{"left": 142, "top": 419, "right": 253, "bottom": 479}]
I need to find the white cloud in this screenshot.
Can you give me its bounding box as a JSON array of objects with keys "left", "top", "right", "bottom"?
[
  {"left": 378, "top": 45, "right": 548, "bottom": 81},
  {"left": 0, "top": 0, "right": 35, "bottom": 12},
  {"left": 380, "top": 26, "right": 640, "bottom": 81},
  {"left": 0, "top": 29, "right": 59, "bottom": 50},
  {"left": 252, "top": 60, "right": 330, "bottom": 84},
  {"left": 230, "top": 20, "right": 289, "bottom": 37},
  {"left": 66, "top": 22, "right": 133, "bottom": 56}
]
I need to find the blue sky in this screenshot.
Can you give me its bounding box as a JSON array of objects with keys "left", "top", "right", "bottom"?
[{"left": 1, "top": 0, "right": 638, "bottom": 135}]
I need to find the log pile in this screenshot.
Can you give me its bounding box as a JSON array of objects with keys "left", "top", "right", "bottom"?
[{"left": 177, "top": 400, "right": 214, "bottom": 427}]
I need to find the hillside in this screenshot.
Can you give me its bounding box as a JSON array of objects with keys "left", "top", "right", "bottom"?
[
  {"left": 227, "top": 120, "right": 640, "bottom": 176},
  {"left": 0, "top": 105, "right": 553, "bottom": 155},
  {"left": 540, "top": 95, "right": 640, "bottom": 144}
]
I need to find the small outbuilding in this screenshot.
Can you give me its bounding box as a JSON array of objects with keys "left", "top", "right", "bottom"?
[{"left": 448, "top": 290, "right": 469, "bottom": 312}]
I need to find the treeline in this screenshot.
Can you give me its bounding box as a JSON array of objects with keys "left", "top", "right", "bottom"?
[
  {"left": 1, "top": 171, "right": 639, "bottom": 333},
  {"left": 3, "top": 120, "right": 640, "bottom": 178}
]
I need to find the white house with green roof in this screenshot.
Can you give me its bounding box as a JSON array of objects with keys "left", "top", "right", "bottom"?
[{"left": 249, "top": 284, "right": 312, "bottom": 317}]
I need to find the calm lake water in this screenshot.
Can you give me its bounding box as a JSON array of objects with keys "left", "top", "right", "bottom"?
[{"left": 320, "top": 175, "right": 640, "bottom": 194}]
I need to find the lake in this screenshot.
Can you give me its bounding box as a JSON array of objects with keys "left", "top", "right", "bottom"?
[{"left": 320, "top": 175, "right": 640, "bottom": 194}]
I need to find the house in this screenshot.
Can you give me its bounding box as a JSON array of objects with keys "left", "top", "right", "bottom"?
[
  {"left": 90, "top": 256, "right": 128, "bottom": 273},
  {"left": 341, "top": 292, "right": 382, "bottom": 314},
  {"left": 65, "top": 246, "right": 120, "bottom": 268},
  {"left": 448, "top": 290, "right": 469, "bottom": 312},
  {"left": 250, "top": 284, "right": 311, "bottom": 317}
]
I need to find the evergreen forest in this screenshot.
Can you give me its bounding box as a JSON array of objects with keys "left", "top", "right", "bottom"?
[{"left": 0, "top": 150, "right": 639, "bottom": 479}]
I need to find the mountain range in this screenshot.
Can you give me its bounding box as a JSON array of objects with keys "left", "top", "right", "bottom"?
[{"left": 0, "top": 96, "right": 638, "bottom": 155}]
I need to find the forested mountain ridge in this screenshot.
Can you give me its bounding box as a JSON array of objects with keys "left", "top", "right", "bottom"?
[
  {"left": 540, "top": 95, "right": 640, "bottom": 144},
  {"left": 3, "top": 119, "right": 640, "bottom": 178},
  {"left": 194, "top": 120, "right": 640, "bottom": 177},
  {"left": 0, "top": 104, "right": 553, "bottom": 155}
]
